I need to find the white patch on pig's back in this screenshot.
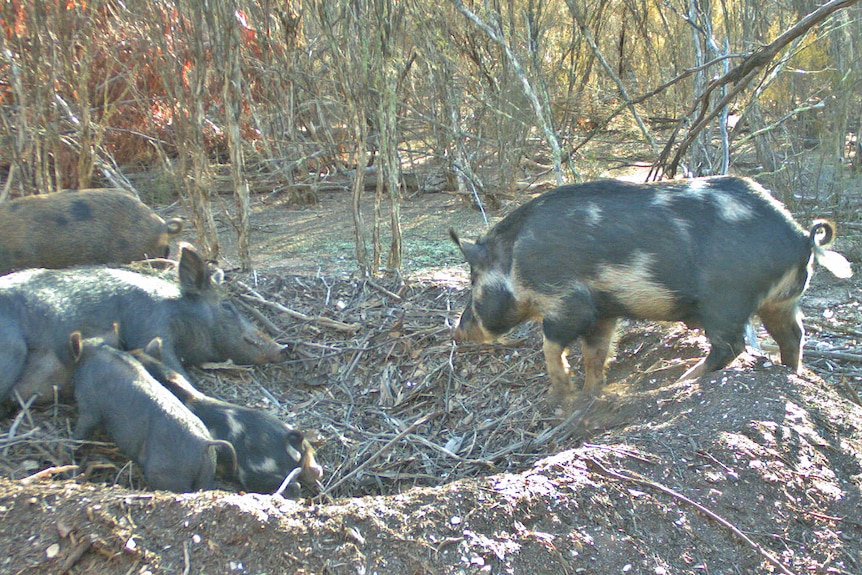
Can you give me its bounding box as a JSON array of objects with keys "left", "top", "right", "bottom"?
[
  {"left": 712, "top": 192, "right": 754, "bottom": 222},
  {"left": 225, "top": 409, "right": 246, "bottom": 440}
]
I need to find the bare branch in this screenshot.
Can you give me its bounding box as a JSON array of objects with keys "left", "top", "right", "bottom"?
[{"left": 652, "top": 0, "right": 862, "bottom": 179}]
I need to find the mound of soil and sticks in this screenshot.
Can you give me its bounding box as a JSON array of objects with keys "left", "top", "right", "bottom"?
[{"left": 1, "top": 189, "right": 861, "bottom": 575}]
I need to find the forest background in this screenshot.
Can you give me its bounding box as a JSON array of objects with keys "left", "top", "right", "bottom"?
[{"left": 2, "top": 0, "right": 861, "bottom": 275}]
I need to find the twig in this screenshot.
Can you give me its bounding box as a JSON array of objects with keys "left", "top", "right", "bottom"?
[
  {"left": 323, "top": 412, "right": 439, "bottom": 495},
  {"left": 0, "top": 427, "right": 39, "bottom": 449},
  {"left": 3, "top": 394, "right": 37, "bottom": 456},
  {"left": 20, "top": 465, "right": 79, "bottom": 484},
  {"left": 59, "top": 535, "right": 93, "bottom": 575},
  {"left": 407, "top": 433, "right": 490, "bottom": 465},
  {"left": 237, "top": 283, "right": 360, "bottom": 334},
  {"left": 762, "top": 343, "right": 862, "bottom": 364},
  {"left": 235, "top": 298, "right": 282, "bottom": 337},
  {"left": 585, "top": 456, "right": 799, "bottom": 575},
  {"left": 366, "top": 277, "right": 403, "bottom": 301},
  {"left": 273, "top": 467, "right": 303, "bottom": 498},
  {"left": 182, "top": 539, "right": 191, "bottom": 575},
  {"left": 582, "top": 443, "right": 658, "bottom": 465}
]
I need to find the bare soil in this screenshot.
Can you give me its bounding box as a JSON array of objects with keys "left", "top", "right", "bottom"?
[{"left": 1, "top": 182, "right": 862, "bottom": 575}]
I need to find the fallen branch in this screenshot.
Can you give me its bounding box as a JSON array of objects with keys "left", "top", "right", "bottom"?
[
  {"left": 761, "top": 342, "right": 862, "bottom": 363},
  {"left": 585, "top": 456, "right": 799, "bottom": 575},
  {"left": 237, "top": 282, "right": 361, "bottom": 335},
  {"left": 366, "top": 277, "right": 403, "bottom": 301},
  {"left": 20, "top": 465, "right": 79, "bottom": 484}
]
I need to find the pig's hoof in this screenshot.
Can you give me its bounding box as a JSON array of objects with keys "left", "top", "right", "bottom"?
[
  {"left": 552, "top": 397, "right": 577, "bottom": 419},
  {"left": 548, "top": 381, "right": 576, "bottom": 409}
]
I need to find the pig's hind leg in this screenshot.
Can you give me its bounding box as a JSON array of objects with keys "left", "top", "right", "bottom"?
[
  {"left": 679, "top": 308, "right": 749, "bottom": 382},
  {"left": 757, "top": 298, "right": 803, "bottom": 372}
]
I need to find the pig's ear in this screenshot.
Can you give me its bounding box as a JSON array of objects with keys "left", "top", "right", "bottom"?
[
  {"left": 177, "top": 243, "right": 209, "bottom": 296},
  {"left": 449, "top": 228, "right": 463, "bottom": 247},
  {"left": 449, "top": 229, "right": 487, "bottom": 268},
  {"left": 70, "top": 332, "right": 83, "bottom": 362},
  {"left": 144, "top": 337, "right": 163, "bottom": 359}
]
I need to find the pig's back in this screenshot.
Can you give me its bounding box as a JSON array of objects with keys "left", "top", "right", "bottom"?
[{"left": 0, "top": 267, "right": 179, "bottom": 359}]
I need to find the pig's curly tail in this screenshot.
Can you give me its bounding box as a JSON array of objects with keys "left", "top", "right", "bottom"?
[{"left": 809, "top": 219, "right": 837, "bottom": 248}]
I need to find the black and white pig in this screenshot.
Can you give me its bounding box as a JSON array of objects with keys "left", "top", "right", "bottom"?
[
  {"left": 450, "top": 176, "right": 853, "bottom": 405},
  {"left": 130, "top": 338, "right": 324, "bottom": 496},
  {"left": 70, "top": 329, "right": 236, "bottom": 493}
]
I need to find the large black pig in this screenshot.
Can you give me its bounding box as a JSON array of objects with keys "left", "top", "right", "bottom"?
[
  {"left": 0, "top": 243, "right": 286, "bottom": 405},
  {"left": 450, "top": 176, "right": 853, "bottom": 405},
  {"left": 71, "top": 329, "right": 234, "bottom": 492},
  {"left": 131, "top": 338, "right": 324, "bottom": 495}
]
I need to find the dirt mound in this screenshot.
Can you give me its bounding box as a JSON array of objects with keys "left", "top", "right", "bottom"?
[
  {"left": 1, "top": 353, "right": 861, "bottom": 574},
  {"left": 0, "top": 265, "right": 860, "bottom": 574}
]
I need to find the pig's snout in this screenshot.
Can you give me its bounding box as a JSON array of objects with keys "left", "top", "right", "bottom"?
[
  {"left": 451, "top": 303, "right": 484, "bottom": 343},
  {"left": 452, "top": 314, "right": 492, "bottom": 344},
  {"left": 241, "top": 334, "right": 289, "bottom": 364},
  {"left": 271, "top": 343, "right": 290, "bottom": 362},
  {"left": 298, "top": 438, "right": 324, "bottom": 487}
]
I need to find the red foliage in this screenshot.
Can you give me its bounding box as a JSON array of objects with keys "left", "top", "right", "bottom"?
[{"left": 1, "top": 0, "right": 283, "bottom": 187}]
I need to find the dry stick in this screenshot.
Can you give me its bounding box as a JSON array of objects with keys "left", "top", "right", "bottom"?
[
  {"left": 760, "top": 342, "right": 862, "bottom": 364},
  {"left": 181, "top": 540, "right": 191, "bottom": 575},
  {"left": 0, "top": 427, "right": 39, "bottom": 449},
  {"left": 20, "top": 465, "right": 79, "bottom": 484},
  {"left": 323, "top": 412, "right": 439, "bottom": 495},
  {"left": 366, "top": 277, "right": 403, "bottom": 301},
  {"left": 59, "top": 535, "right": 93, "bottom": 575},
  {"left": 585, "top": 456, "right": 799, "bottom": 575},
  {"left": 273, "top": 467, "right": 303, "bottom": 498},
  {"left": 3, "top": 394, "right": 37, "bottom": 456},
  {"left": 235, "top": 298, "right": 282, "bottom": 337},
  {"left": 237, "top": 285, "right": 360, "bottom": 334}
]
